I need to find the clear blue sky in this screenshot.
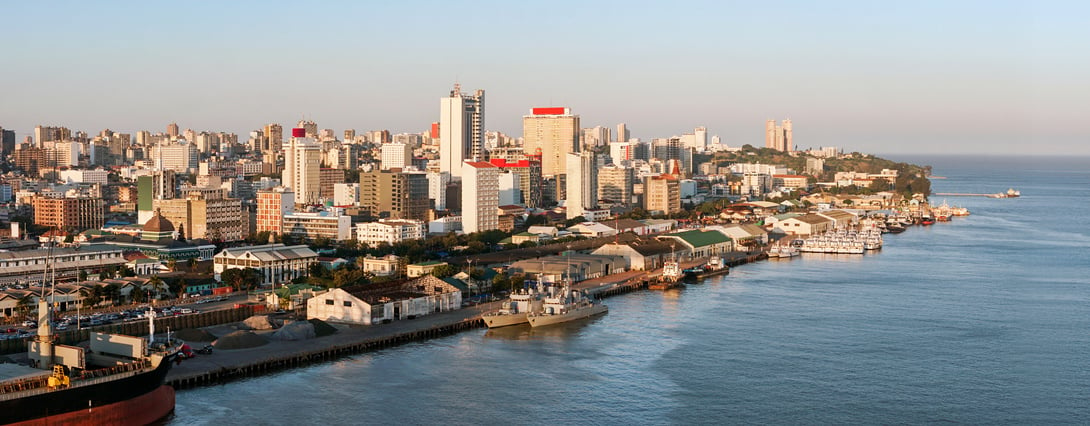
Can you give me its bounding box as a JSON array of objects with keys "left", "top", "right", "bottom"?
[{"left": 2, "top": 1, "right": 1087, "bottom": 155}]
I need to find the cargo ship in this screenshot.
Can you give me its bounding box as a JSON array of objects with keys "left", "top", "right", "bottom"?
[{"left": 0, "top": 299, "right": 182, "bottom": 425}]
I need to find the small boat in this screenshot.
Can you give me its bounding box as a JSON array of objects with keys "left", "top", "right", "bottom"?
[{"left": 650, "top": 260, "right": 684, "bottom": 290}]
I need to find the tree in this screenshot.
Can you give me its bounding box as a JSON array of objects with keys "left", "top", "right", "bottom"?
[
  {"left": 16, "top": 295, "right": 34, "bottom": 318},
  {"left": 167, "top": 258, "right": 178, "bottom": 272},
  {"left": 221, "top": 267, "right": 262, "bottom": 291},
  {"left": 78, "top": 269, "right": 88, "bottom": 281},
  {"left": 186, "top": 257, "right": 198, "bottom": 271},
  {"left": 177, "top": 224, "right": 186, "bottom": 241},
  {"left": 147, "top": 276, "right": 168, "bottom": 299},
  {"left": 430, "top": 264, "right": 458, "bottom": 279}
]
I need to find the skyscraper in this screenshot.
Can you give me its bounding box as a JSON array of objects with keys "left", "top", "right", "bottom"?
[
  {"left": 380, "top": 142, "right": 412, "bottom": 171},
  {"left": 438, "top": 84, "right": 485, "bottom": 179},
  {"left": 282, "top": 128, "right": 322, "bottom": 205},
  {"left": 565, "top": 151, "right": 597, "bottom": 219},
  {"left": 256, "top": 186, "right": 295, "bottom": 235},
  {"left": 522, "top": 107, "right": 580, "bottom": 178},
  {"left": 167, "top": 122, "right": 179, "bottom": 138}
]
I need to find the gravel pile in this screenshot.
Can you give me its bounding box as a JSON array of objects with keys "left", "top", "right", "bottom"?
[
  {"left": 212, "top": 330, "right": 268, "bottom": 349},
  {"left": 308, "top": 319, "right": 338, "bottom": 337},
  {"left": 239, "top": 315, "right": 278, "bottom": 330},
  {"left": 269, "top": 320, "right": 315, "bottom": 341}
]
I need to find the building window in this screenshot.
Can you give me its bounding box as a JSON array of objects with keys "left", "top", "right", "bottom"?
[
  {"left": 343, "top": 301, "right": 352, "bottom": 307},
  {"left": 325, "top": 299, "right": 334, "bottom": 305}
]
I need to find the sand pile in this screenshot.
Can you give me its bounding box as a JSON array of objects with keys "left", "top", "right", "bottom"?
[
  {"left": 175, "top": 328, "right": 217, "bottom": 342},
  {"left": 238, "top": 315, "right": 278, "bottom": 330},
  {"left": 269, "top": 320, "right": 315, "bottom": 341},
  {"left": 308, "top": 319, "right": 337, "bottom": 337},
  {"left": 213, "top": 330, "right": 268, "bottom": 349}
]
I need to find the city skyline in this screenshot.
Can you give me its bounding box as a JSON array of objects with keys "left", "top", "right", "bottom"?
[{"left": 2, "top": 1, "right": 1086, "bottom": 156}]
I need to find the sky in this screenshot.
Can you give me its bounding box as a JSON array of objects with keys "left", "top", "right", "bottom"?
[{"left": 2, "top": 0, "right": 1087, "bottom": 156}]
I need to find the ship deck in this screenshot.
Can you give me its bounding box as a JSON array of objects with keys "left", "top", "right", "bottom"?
[{"left": 0, "top": 363, "right": 49, "bottom": 384}]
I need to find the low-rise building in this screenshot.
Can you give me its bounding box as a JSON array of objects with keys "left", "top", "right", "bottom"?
[
  {"left": 591, "top": 239, "right": 682, "bottom": 271},
  {"left": 656, "top": 229, "right": 733, "bottom": 259},
  {"left": 406, "top": 261, "right": 447, "bottom": 278},
  {"left": 709, "top": 224, "right": 769, "bottom": 249},
  {"left": 565, "top": 222, "right": 618, "bottom": 238},
  {"left": 213, "top": 243, "right": 319, "bottom": 286},
  {"left": 361, "top": 254, "right": 401, "bottom": 277},
  {"left": 306, "top": 275, "right": 462, "bottom": 325},
  {"left": 778, "top": 214, "right": 834, "bottom": 236}
]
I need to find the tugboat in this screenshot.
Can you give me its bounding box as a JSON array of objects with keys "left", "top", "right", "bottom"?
[{"left": 649, "top": 259, "right": 684, "bottom": 290}]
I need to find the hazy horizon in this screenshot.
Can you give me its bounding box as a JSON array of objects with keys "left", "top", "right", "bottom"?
[{"left": 2, "top": 1, "right": 1087, "bottom": 156}]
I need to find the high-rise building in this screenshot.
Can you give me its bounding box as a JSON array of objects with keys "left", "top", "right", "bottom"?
[
  {"left": 155, "top": 189, "right": 244, "bottom": 242},
  {"left": 33, "top": 196, "right": 105, "bottom": 231},
  {"left": 565, "top": 151, "right": 597, "bottom": 219},
  {"left": 263, "top": 123, "right": 283, "bottom": 154},
  {"left": 765, "top": 119, "right": 793, "bottom": 152},
  {"left": 644, "top": 175, "right": 681, "bottom": 215},
  {"left": 297, "top": 120, "right": 318, "bottom": 138},
  {"left": 616, "top": 123, "right": 630, "bottom": 142},
  {"left": 256, "top": 186, "right": 295, "bottom": 235},
  {"left": 152, "top": 142, "right": 199, "bottom": 173},
  {"left": 522, "top": 107, "right": 580, "bottom": 177},
  {"left": 380, "top": 142, "right": 412, "bottom": 171},
  {"left": 438, "top": 84, "right": 485, "bottom": 179},
  {"left": 488, "top": 156, "right": 543, "bottom": 209},
  {"left": 427, "top": 171, "right": 450, "bottom": 211},
  {"left": 282, "top": 128, "right": 322, "bottom": 205},
  {"left": 167, "top": 122, "right": 179, "bottom": 138},
  {"left": 582, "top": 126, "right": 611, "bottom": 148},
  {"left": 319, "top": 168, "right": 346, "bottom": 199},
  {"left": 0, "top": 127, "right": 15, "bottom": 155},
  {"left": 344, "top": 129, "right": 356, "bottom": 142},
  {"left": 359, "top": 168, "right": 430, "bottom": 221},
  {"left": 598, "top": 164, "right": 633, "bottom": 205},
  {"left": 461, "top": 161, "right": 499, "bottom": 234}
]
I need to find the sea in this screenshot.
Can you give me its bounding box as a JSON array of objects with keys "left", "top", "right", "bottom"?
[{"left": 169, "top": 155, "right": 1090, "bottom": 425}]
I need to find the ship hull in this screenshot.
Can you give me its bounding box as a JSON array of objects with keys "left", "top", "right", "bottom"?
[
  {"left": 527, "top": 304, "right": 608, "bottom": 327},
  {"left": 10, "top": 384, "right": 175, "bottom": 426},
  {"left": 483, "top": 313, "right": 530, "bottom": 328},
  {"left": 0, "top": 355, "right": 175, "bottom": 425}
]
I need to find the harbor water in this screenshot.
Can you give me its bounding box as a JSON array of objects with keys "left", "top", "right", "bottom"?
[{"left": 170, "top": 155, "right": 1090, "bottom": 425}]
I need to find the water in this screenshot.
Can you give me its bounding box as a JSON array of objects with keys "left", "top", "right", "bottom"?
[{"left": 170, "top": 155, "right": 1090, "bottom": 425}]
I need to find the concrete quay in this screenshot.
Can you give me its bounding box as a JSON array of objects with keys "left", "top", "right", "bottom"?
[{"left": 167, "top": 251, "right": 766, "bottom": 389}]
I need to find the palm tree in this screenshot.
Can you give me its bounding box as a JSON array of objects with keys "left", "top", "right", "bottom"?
[
  {"left": 186, "top": 258, "right": 197, "bottom": 272},
  {"left": 16, "top": 295, "right": 34, "bottom": 319},
  {"left": 166, "top": 258, "right": 178, "bottom": 272},
  {"left": 147, "top": 276, "right": 167, "bottom": 300}
]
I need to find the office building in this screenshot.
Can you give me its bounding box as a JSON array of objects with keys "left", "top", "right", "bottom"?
[
  {"left": 438, "top": 84, "right": 485, "bottom": 179},
  {"left": 522, "top": 107, "right": 580, "bottom": 177},
  {"left": 356, "top": 219, "right": 426, "bottom": 247},
  {"left": 598, "top": 164, "right": 634, "bottom": 205},
  {"left": 644, "top": 175, "right": 681, "bottom": 215},
  {"left": 154, "top": 189, "right": 244, "bottom": 242},
  {"left": 360, "top": 168, "right": 430, "bottom": 221},
  {"left": 33, "top": 196, "right": 105, "bottom": 231}
]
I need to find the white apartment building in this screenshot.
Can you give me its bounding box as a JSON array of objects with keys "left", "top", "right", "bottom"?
[
  {"left": 356, "top": 219, "right": 426, "bottom": 247},
  {"left": 380, "top": 142, "right": 412, "bottom": 171},
  {"left": 333, "top": 183, "right": 361, "bottom": 207},
  {"left": 565, "top": 151, "right": 597, "bottom": 219},
  {"left": 282, "top": 130, "right": 322, "bottom": 205},
  {"left": 282, "top": 211, "right": 353, "bottom": 242},
  {"left": 461, "top": 161, "right": 499, "bottom": 234},
  {"left": 59, "top": 169, "right": 109, "bottom": 186}
]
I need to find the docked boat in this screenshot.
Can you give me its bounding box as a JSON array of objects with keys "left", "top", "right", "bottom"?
[
  {"left": 0, "top": 300, "right": 183, "bottom": 425},
  {"left": 649, "top": 260, "right": 683, "bottom": 290},
  {"left": 526, "top": 284, "right": 607, "bottom": 327},
  {"left": 483, "top": 282, "right": 546, "bottom": 328}
]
